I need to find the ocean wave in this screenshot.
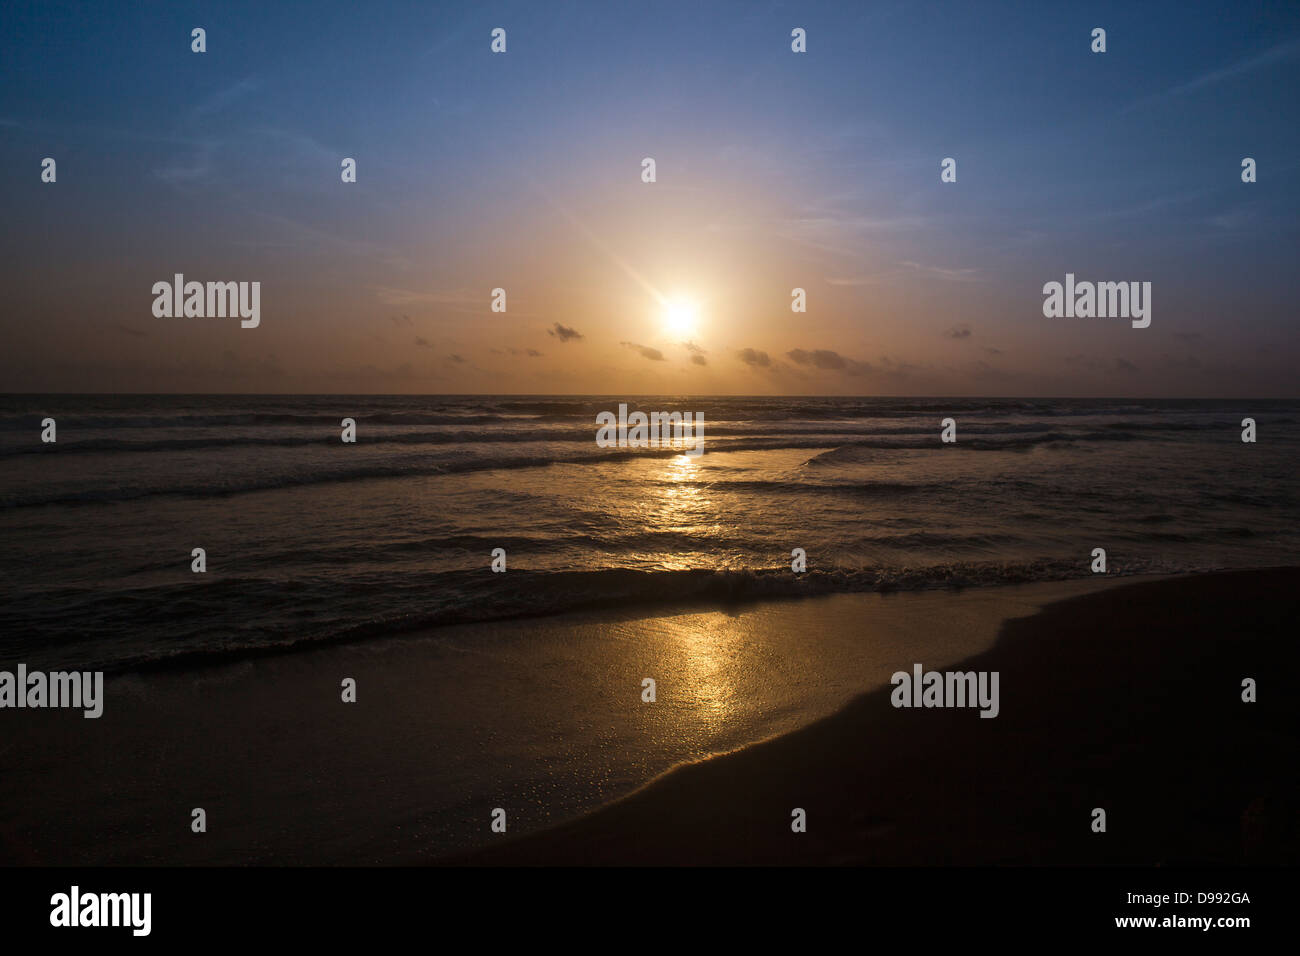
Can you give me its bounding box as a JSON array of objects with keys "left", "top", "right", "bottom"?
[
  {"left": 0, "top": 559, "right": 1201, "bottom": 674},
  {"left": 0, "top": 424, "right": 1236, "bottom": 508},
  {"left": 0, "top": 419, "right": 1227, "bottom": 458},
  {"left": 0, "top": 411, "right": 524, "bottom": 431}
]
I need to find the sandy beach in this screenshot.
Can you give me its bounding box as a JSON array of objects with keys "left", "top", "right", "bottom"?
[
  {"left": 455, "top": 568, "right": 1300, "bottom": 866},
  {"left": 3, "top": 569, "right": 1295, "bottom": 866},
  {"left": 0, "top": 575, "right": 1123, "bottom": 865}
]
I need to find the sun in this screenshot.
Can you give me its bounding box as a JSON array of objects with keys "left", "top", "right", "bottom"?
[{"left": 661, "top": 299, "right": 699, "bottom": 339}]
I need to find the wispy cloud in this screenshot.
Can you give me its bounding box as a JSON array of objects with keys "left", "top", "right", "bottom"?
[
  {"left": 621, "top": 341, "right": 666, "bottom": 361},
  {"left": 1124, "top": 38, "right": 1300, "bottom": 113},
  {"left": 827, "top": 260, "right": 981, "bottom": 286},
  {"left": 1206, "top": 207, "right": 1258, "bottom": 232},
  {"left": 375, "top": 286, "right": 480, "bottom": 310},
  {"left": 771, "top": 215, "right": 928, "bottom": 254},
  {"left": 824, "top": 275, "right": 881, "bottom": 287},
  {"left": 153, "top": 77, "right": 260, "bottom": 186},
  {"left": 192, "top": 78, "right": 261, "bottom": 121},
  {"left": 155, "top": 141, "right": 217, "bottom": 184},
  {"left": 900, "top": 261, "right": 982, "bottom": 283}
]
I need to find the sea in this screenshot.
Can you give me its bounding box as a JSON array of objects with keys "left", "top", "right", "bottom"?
[{"left": 1, "top": 395, "right": 1296, "bottom": 673}]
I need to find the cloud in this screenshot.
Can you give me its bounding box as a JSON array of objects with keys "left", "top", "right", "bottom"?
[
  {"left": 153, "top": 77, "right": 261, "bottom": 186},
  {"left": 388, "top": 314, "right": 413, "bottom": 327},
  {"left": 414, "top": 337, "right": 434, "bottom": 349},
  {"left": 154, "top": 141, "right": 217, "bottom": 185},
  {"left": 1115, "top": 357, "right": 1138, "bottom": 372},
  {"left": 736, "top": 347, "right": 772, "bottom": 368},
  {"left": 192, "top": 77, "right": 262, "bottom": 122},
  {"left": 1207, "top": 208, "right": 1256, "bottom": 231},
  {"left": 113, "top": 324, "right": 149, "bottom": 338},
  {"left": 255, "top": 126, "right": 344, "bottom": 176},
  {"left": 548, "top": 322, "right": 583, "bottom": 342},
  {"left": 1125, "top": 38, "right": 1300, "bottom": 113},
  {"left": 786, "top": 348, "right": 874, "bottom": 376},
  {"left": 682, "top": 341, "right": 708, "bottom": 365},
  {"left": 376, "top": 286, "right": 480, "bottom": 310},
  {"left": 900, "top": 261, "right": 981, "bottom": 283},
  {"left": 984, "top": 346, "right": 1004, "bottom": 355},
  {"left": 772, "top": 215, "right": 929, "bottom": 253},
  {"left": 447, "top": 354, "right": 466, "bottom": 364},
  {"left": 945, "top": 325, "right": 973, "bottom": 340},
  {"left": 621, "top": 341, "right": 666, "bottom": 361},
  {"left": 788, "top": 348, "right": 845, "bottom": 370},
  {"left": 828, "top": 261, "right": 981, "bottom": 287}
]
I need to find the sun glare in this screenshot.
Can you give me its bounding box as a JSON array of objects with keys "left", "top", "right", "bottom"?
[{"left": 661, "top": 300, "right": 699, "bottom": 339}]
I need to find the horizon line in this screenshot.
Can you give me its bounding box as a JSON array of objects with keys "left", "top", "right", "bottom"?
[{"left": 3, "top": 392, "right": 1297, "bottom": 401}]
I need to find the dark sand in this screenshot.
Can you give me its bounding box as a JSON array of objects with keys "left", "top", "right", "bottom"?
[
  {"left": 2, "top": 577, "right": 1117, "bottom": 865},
  {"left": 452, "top": 568, "right": 1300, "bottom": 865}
]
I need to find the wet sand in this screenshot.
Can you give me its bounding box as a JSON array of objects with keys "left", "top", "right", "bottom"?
[
  {"left": 2, "top": 576, "right": 1128, "bottom": 865},
  {"left": 453, "top": 568, "right": 1300, "bottom": 865}
]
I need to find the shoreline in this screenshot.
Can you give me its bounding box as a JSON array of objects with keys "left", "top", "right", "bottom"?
[
  {"left": 447, "top": 567, "right": 1300, "bottom": 866},
  {"left": 2, "top": 569, "right": 1294, "bottom": 866},
  {"left": 9, "top": 562, "right": 1175, "bottom": 678},
  {"left": 1, "top": 574, "right": 1131, "bottom": 865}
]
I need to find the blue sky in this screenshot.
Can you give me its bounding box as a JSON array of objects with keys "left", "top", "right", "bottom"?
[{"left": 1, "top": 0, "right": 1297, "bottom": 394}]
